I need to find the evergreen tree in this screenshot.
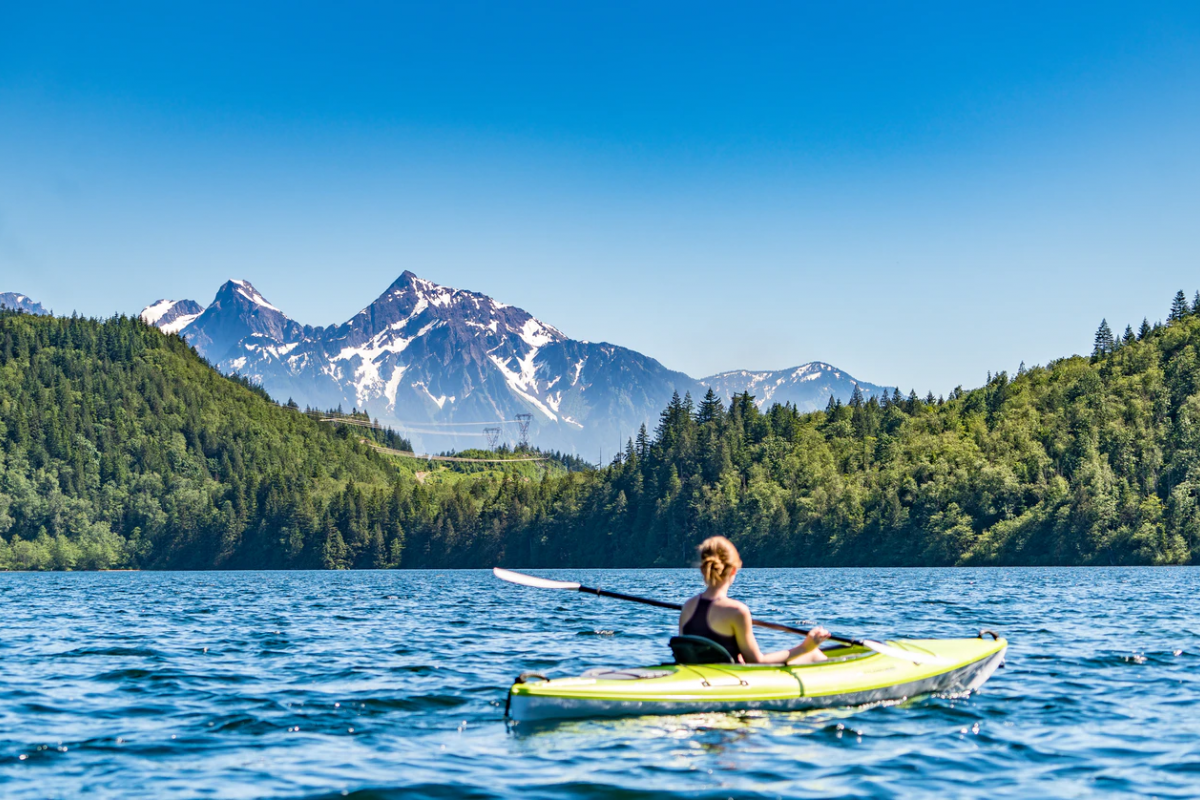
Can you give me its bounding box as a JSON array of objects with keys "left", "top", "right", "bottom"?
[
  {"left": 635, "top": 423, "right": 650, "bottom": 458},
  {"left": 1193, "top": 291, "right": 1200, "bottom": 314},
  {"left": 696, "top": 388, "right": 723, "bottom": 425},
  {"left": 1170, "top": 290, "right": 1189, "bottom": 322},
  {"left": 1139, "top": 318, "right": 1152, "bottom": 340},
  {"left": 1122, "top": 325, "right": 1136, "bottom": 345},
  {"left": 1093, "top": 319, "right": 1115, "bottom": 357},
  {"left": 849, "top": 385, "right": 865, "bottom": 409}
]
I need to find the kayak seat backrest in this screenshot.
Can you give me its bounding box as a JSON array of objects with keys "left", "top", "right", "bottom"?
[{"left": 670, "top": 635, "right": 734, "bottom": 664}]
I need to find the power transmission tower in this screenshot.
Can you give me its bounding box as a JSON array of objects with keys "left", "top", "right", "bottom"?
[
  {"left": 483, "top": 427, "right": 501, "bottom": 451},
  {"left": 515, "top": 413, "right": 532, "bottom": 450}
]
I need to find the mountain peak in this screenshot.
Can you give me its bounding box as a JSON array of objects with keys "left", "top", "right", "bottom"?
[
  {"left": 358, "top": 272, "right": 564, "bottom": 343},
  {"left": 215, "top": 279, "right": 283, "bottom": 313}
]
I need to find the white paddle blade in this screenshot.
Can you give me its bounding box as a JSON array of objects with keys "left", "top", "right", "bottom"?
[
  {"left": 862, "top": 639, "right": 948, "bottom": 666},
  {"left": 492, "top": 567, "right": 581, "bottom": 591}
]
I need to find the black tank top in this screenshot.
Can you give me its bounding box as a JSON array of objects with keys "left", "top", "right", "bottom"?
[{"left": 681, "top": 597, "right": 742, "bottom": 660}]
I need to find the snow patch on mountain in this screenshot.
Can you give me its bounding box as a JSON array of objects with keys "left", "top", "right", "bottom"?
[
  {"left": 519, "top": 318, "right": 562, "bottom": 348},
  {"left": 489, "top": 349, "right": 560, "bottom": 422},
  {"left": 230, "top": 279, "right": 281, "bottom": 313},
  {"left": 139, "top": 298, "right": 206, "bottom": 334},
  {"left": 141, "top": 299, "right": 176, "bottom": 325},
  {"left": 383, "top": 365, "right": 408, "bottom": 408},
  {"left": 163, "top": 313, "right": 201, "bottom": 334}
]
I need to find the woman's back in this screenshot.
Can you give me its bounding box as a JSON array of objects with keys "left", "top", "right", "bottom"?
[
  {"left": 679, "top": 594, "right": 745, "bottom": 660},
  {"left": 679, "top": 536, "right": 830, "bottom": 665}
]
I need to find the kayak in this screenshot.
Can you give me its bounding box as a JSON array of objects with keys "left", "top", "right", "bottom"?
[{"left": 506, "top": 634, "right": 1006, "bottom": 723}]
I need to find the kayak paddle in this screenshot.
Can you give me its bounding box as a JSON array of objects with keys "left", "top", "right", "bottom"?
[{"left": 492, "top": 567, "right": 945, "bottom": 666}]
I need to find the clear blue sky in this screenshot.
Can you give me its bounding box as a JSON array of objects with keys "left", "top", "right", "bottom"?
[{"left": 3, "top": 2, "right": 1199, "bottom": 393}]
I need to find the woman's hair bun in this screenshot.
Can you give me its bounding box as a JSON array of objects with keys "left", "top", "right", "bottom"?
[{"left": 697, "top": 536, "right": 742, "bottom": 587}]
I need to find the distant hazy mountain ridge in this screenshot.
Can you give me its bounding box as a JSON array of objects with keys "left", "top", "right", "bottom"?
[
  {"left": 138, "top": 273, "right": 890, "bottom": 454},
  {"left": 700, "top": 363, "right": 890, "bottom": 412},
  {"left": 0, "top": 293, "right": 50, "bottom": 316}
]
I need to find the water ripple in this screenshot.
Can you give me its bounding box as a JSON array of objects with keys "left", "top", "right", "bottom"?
[{"left": 1, "top": 567, "right": 1199, "bottom": 798}]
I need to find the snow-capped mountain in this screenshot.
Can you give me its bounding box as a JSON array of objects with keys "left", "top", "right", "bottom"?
[
  {"left": 700, "top": 363, "right": 891, "bottom": 412},
  {"left": 140, "top": 299, "right": 205, "bottom": 334},
  {"left": 0, "top": 292, "right": 49, "bottom": 315},
  {"left": 141, "top": 272, "right": 694, "bottom": 454},
  {"left": 181, "top": 280, "right": 311, "bottom": 364},
  {"left": 140, "top": 272, "right": 890, "bottom": 455}
]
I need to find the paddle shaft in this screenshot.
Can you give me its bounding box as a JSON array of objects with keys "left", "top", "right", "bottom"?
[{"left": 576, "top": 584, "right": 862, "bottom": 647}]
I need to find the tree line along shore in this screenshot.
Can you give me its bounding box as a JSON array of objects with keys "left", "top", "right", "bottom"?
[{"left": 2, "top": 293, "right": 1199, "bottom": 570}]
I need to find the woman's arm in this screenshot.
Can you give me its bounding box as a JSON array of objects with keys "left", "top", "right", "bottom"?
[{"left": 732, "top": 607, "right": 830, "bottom": 664}]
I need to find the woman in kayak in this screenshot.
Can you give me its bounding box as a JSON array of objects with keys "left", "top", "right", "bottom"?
[{"left": 680, "top": 536, "right": 830, "bottom": 664}]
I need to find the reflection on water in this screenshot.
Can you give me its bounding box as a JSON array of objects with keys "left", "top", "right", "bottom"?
[{"left": 1, "top": 567, "right": 1199, "bottom": 798}]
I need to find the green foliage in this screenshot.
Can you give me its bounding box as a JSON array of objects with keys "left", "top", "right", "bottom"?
[
  {"left": 0, "top": 312, "right": 419, "bottom": 570},
  {"left": 6, "top": 297, "right": 1200, "bottom": 570},
  {"left": 444, "top": 304, "right": 1200, "bottom": 568}
]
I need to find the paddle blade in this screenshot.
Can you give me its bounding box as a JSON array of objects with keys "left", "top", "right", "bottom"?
[
  {"left": 862, "top": 639, "right": 948, "bottom": 666},
  {"left": 493, "top": 567, "right": 581, "bottom": 591}
]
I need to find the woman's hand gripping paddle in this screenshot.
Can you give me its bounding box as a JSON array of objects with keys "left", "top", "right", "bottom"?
[{"left": 492, "top": 567, "right": 946, "bottom": 666}]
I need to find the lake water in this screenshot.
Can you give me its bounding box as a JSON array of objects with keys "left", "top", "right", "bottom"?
[{"left": 1, "top": 568, "right": 1198, "bottom": 799}]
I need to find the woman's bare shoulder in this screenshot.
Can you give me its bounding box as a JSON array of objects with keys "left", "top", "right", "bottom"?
[{"left": 712, "top": 597, "right": 751, "bottom": 619}]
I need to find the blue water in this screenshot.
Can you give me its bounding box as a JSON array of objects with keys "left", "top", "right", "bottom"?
[{"left": 1, "top": 568, "right": 1198, "bottom": 799}]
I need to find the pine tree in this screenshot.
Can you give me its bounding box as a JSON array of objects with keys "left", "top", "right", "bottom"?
[
  {"left": 849, "top": 385, "right": 865, "bottom": 409},
  {"left": 635, "top": 423, "right": 650, "bottom": 458},
  {"left": 1093, "top": 319, "right": 1114, "bottom": 357},
  {"left": 1170, "top": 291, "right": 1189, "bottom": 322},
  {"left": 1139, "top": 318, "right": 1152, "bottom": 340},
  {"left": 1123, "top": 325, "right": 1135, "bottom": 345},
  {"left": 1193, "top": 291, "right": 1200, "bottom": 314},
  {"left": 696, "top": 388, "right": 723, "bottom": 425}
]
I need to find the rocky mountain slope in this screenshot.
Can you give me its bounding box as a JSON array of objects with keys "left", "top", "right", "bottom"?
[{"left": 139, "top": 273, "right": 890, "bottom": 455}]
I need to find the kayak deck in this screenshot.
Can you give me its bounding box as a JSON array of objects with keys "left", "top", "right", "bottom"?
[{"left": 507, "top": 636, "right": 1006, "bottom": 722}]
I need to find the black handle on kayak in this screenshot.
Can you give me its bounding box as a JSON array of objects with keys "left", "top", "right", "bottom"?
[{"left": 576, "top": 584, "right": 858, "bottom": 647}]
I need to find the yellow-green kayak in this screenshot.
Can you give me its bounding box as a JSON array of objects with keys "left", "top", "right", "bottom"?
[{"left": 506, "top": 635, "right": 1006, "bottom": 722}]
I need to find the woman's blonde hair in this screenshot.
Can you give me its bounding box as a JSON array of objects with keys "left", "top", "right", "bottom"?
[{"left": 698, "top": 536, "right": 742, "bottom": 587}]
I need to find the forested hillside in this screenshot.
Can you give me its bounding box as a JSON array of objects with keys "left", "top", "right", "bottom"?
[
  {"left": 407, "top": 292, "right": 1200, "bottom": 568},
  {"left": 4, "top": 296, "right": 1200, "bottom": 570},
  {"left": 0, "top": 311, "right": 423, "bottom": 569}
]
